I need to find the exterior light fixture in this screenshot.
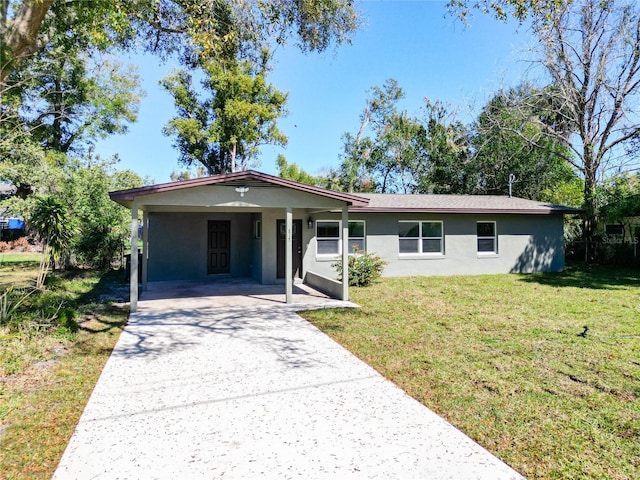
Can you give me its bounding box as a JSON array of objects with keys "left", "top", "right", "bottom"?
[
  {"left": 307, "top": 217, "right": 313, "bottom": 229},
  {"left": 235, "top": 186, "right": 249, "bottom": 197}
]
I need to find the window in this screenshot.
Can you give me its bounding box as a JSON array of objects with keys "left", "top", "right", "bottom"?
[
  {"left": 316, "top": 220, "right": 366, "bottom": 256},
  {"left": 477, "top": 222, "right": 497, "bottom": 254},
  {"left": 605, "top": 224, "right": 624, "bottom": 236},
  {"left": 348, "top": 221, "right": 365, "bottom": 253},
  {"left": 398, "top": 221, "right": 444, "bottom": 255},
  {"left": 317, "top": 221, "right": 340, "bottom": 255}
]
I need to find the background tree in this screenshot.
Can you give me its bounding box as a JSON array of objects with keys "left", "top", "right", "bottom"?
[
  {"left": 276, "top": 154, "right": 325, "bottom": 186},
  {"left": 598, "top": 173, "right": 640, "bottom": 233},
  {"left": 66, "top": 158, "right": 147, "bottom": 268},
  {"left": 339, "top": 79, "right": 423, "bottom": 193},
  {"left": 413, "top": 99, "right": 472, "bottom": 194},
  {"left": 161, "top": 52, "right": 288, "bottom": 174},
  {"left": 469, "top": 84, "right": 576, "bottom": 199},
  {"left": 450, "top": 0, "right": 640, "bottom": 257}
]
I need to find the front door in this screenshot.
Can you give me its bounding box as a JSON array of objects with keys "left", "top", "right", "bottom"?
[
  {"left": 208, "top": 221, "right": 230, "bottom": 274},
  {"left": 277, "top": 219, "right": 303, "bottom": 279}
]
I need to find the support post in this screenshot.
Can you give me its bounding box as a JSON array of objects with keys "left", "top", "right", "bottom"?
[
  {"left": 130, "top": 202, "right": 139, "bottom": 313},
  {"left": 341, "top": 205, "right": 349, "bottom": 301},
  {"left": 141, "top": 211, "right": 148, "bottom": 290},
  {"left": 285, "top": 207, "right": 293, "bottom": 304}
]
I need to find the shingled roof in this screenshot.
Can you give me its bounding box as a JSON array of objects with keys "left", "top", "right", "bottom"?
[{"left": 350, "top": 193, "right": 581, "bottom": 215}]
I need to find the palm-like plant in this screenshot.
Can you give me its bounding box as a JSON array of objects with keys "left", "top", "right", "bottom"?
[{"left": 30, "top": 195, "right": 73, "bottom": 288}]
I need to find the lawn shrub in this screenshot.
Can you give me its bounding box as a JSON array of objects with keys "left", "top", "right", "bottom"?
[{"left": 333, "top": 248, "right": 386, "bottom": 286}]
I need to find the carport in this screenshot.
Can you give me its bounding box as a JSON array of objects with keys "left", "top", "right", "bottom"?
[{"left": 109, "top": 170, "right": 369, "bottom": 312}]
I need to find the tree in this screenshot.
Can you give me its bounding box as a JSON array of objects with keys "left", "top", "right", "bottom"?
[
  {"left": 414, "top": 99, "right": 472, "bottom": 194},
  {"left": 469, "top": 84, "right": 576, "bottom": 199},
  {"left": 450, "top": 0, "right": 640, "bottom": 256},
  {"left": 599, "top": 173, "right": 640, "bottom": 230},
  {"left": 532, "top": 1, "right": 640, "bottom": 252},
  {"left": 339, "top": 79, "right": 425, "bottom": 193},
  {"left": 29, "top": 194, "right": 73, "bottom": 287},
  {"left": 66, "top": 158, "right": 146, "bottom": 268},
  {"left": 2, "top": 49, "right": 143, "bottom": 154},
  {"left": 1, "top": 0, "right": 359, "bottom": 83},
  {"left": 161, "top": 52, "right": 287, "bottom": 174},
  {"left": 276, "top": 154, "right": 324, "bottom": 186}
]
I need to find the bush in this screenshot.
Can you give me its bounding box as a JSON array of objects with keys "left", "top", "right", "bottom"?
[
  {"left": 11, "top": 237, "right": 29, "bottom": 252},
  {"left": 333, "top": 249, "right": 386, "bottom": 287}
]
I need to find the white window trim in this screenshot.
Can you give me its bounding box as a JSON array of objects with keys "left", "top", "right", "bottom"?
[
  {"left": 477, "top": 221, "right": 498, "bottom": 255},
  {"left": 398, "top": 220, "right": 445, "bottom": 256},
  {"left": 316, "top": 220, "right": 366, "bottom": 258}
]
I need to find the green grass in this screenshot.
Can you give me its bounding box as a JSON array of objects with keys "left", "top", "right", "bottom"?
[
  {"left": 0, "top": 269, "right": 128, "bottom": 479},
  {"left": 302, "top": 265, "right": 640, "bottom": 479},
  {"left": 0, "top": 253, "right": 42, "bottom": 288}
]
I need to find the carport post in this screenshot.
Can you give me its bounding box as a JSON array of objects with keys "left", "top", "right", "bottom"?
[
  {"left": 341, "top": 205, "right": 349, "bottom": 301},
  {"left": 130, "top": 201, "right": 139, "bottom": 313},
  {"left": 141, "top": 212, "right": 148, "bottom": 290},
  {"left": 285, "top": 207, "right": 293, "bottom": 304}
]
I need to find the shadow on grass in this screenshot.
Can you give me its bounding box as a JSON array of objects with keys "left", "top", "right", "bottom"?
[
  {"left": 45, "top": 269, "right": 129, "bottom": 306},
  {"left": 519, "top": 263, "right": 639, "bottom": 290}
]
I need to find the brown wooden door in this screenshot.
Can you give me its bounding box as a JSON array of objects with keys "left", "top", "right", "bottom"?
[
  {"left": 277, "top": 219, "right": 302, "bottom": 279},
  {"left": 208, "top": 221, "right": 230, "bottom": 274}
]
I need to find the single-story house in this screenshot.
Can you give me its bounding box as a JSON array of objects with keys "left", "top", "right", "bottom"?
[{"left": 109, "top": 170, "right": 581, "bottom": 312}]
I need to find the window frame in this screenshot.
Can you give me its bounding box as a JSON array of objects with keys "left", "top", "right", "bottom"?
[
  {"left": 604, "top": 224, "right": 624, "bottom": 236},
  {"left": 315, "top": 220, "right": 367, "bottom": 257},
  {"left": 348, "top": 220, "right": 366, "bottom": 254},
  {"left": 398, "top": 220, "right": 444, "bottom": 256},
  {"left": 476, "top": 221, "right": 498, "bottom": 255}
]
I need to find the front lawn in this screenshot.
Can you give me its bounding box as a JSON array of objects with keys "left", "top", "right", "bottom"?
[
  {"left": 0, "top": 268, "right": 128, "bottom": 479},
  {"left": 302, "top": 265, "right": 640, "bottom": 479}
]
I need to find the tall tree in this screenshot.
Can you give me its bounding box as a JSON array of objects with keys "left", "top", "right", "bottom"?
[
  {"left": 2, "top": 49, "right": 143, "bottom": 154},
  {"left": 1, "top": 0, "right": 359, "bottom": 83},
  {"left": 414, "top": 99, "right": 471, "bottom": 194},
  {"left": 339, "top": 79, "right": 425, "bottom": 193},
  {"left": 161, "top": 52, "right": 287, "bottom": 174},
  {"left": 450, "top": 0, "right": 640, "bottom": 255},
  {"left": 469, "top": 84, "right": 576, "bottom": 199}
]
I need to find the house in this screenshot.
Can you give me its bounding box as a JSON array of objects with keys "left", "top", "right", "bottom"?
[{"left": 109, "top": 170, "right": 580, "bottom": 312}]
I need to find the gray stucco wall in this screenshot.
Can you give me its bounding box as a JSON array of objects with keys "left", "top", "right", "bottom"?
[
  {"left": 305, "top": 212, "right": 566, "bottom": 279},
  {"left": 147, "top": 212, "right": 253, "bottom": 282},
  {"left": 147, "top": 209, "right": 314, "bottom": 284}
]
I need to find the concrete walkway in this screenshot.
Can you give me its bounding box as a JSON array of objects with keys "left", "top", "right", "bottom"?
[{"left": 53, "top": 281, "right": 524, "bottom": 479}]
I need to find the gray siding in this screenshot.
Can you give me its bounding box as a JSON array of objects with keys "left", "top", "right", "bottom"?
[{"left": 305, "top": 212, "right": 565, "bottom": 279}]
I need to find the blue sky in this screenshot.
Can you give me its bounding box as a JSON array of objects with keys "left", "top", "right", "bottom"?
[{"left": 95, "top": 1, "right": 536, "bottom": 184}]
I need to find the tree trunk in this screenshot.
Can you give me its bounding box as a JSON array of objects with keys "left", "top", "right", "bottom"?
[
  {"left": 582, "top": 148, "right": 597, "bottom": 262},
  {"left": 0, "top": 0, "right": 55, "bottom": 83}
]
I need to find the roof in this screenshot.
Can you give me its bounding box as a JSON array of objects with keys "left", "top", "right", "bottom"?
[
  {"left": 109, "top": 170, "right": 369, "bottom": 207},
  {"left": 109, "top": 170, "right": 581, "bottom": 215},
  {"left": 350, "top": 193, "right": 582, "bottom": 215}
]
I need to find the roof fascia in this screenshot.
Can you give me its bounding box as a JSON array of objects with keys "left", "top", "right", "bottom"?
[{"left": 109, "top": 170, "right": 369, "bottom": 207}]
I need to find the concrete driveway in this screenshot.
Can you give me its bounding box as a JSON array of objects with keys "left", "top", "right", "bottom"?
[{"left": 53, "top": 281, "right": 523, "bottom": 479}]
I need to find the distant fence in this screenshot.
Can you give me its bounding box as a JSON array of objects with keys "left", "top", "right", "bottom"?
[{"left": 567, "top": 236, "right": 640, "bottom": 267}]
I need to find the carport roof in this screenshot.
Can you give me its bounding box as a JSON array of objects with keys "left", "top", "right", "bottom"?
[{"left": 109, "top": 170, "right": 370, "bottom": 207}]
